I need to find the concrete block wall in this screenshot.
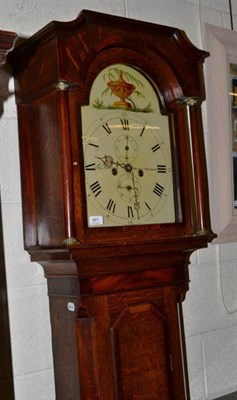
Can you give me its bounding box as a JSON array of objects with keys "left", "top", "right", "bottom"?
[
  {"left": 0, "top": 1, "right": 236, "bottom": 399},
  {"left": 184, "top": 245, "right": 237, "bottom": 399}
]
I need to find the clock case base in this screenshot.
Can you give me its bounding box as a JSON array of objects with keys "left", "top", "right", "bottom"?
[
  {"left": 9, "top": 9, "right": 216, "bottom": 400},
  {"left": 44, "top": 258, "right": 188, "bottom": 400},
  {"left": 36, "top": 237, "right": 205, "bottom": 400}
]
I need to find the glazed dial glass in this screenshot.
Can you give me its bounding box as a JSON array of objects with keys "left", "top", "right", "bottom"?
[{"left": 81, "top": 64, "right": 175, "bottom": 227}]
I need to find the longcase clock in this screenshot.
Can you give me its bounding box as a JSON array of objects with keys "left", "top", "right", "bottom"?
[{"left": 10, "top": 10, "right": 215, "bottom": 400}]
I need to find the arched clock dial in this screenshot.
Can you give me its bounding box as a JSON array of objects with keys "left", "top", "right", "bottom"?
[
  {"left": 82, "top": 109, "right": 175, "bottom": 227},
  {"left": 81, "top": 63, "right": 176, "bottom": 228}
]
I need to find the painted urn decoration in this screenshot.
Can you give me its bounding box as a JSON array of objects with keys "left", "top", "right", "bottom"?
[
  {"left": 107, "top": 70, "right": 135, "bottom": 109},
  {"left": 92, "top": 65, "right": 153, "bottom": 113}
]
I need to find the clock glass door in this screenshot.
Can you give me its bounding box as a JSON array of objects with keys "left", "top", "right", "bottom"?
[{"left": 82, "top": 64, "right": 176, "bottom": 228}]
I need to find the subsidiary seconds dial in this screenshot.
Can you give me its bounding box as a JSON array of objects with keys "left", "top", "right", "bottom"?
[{"left": 82, "top": 110, "right": 175, "bottom": 227}]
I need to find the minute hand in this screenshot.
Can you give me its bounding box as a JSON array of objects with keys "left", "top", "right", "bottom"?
[{"left": 130, "top": 170, "right": 140, "bottom": 220}]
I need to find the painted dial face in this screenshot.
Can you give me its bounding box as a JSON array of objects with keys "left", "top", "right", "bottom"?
[{"left": 82, "top": 109, "right": 175, "bottom": 227}]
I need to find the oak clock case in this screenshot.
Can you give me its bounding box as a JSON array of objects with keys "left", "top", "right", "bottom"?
[{"left": 10, "top": 10, "right": 215, "bottom": 400}]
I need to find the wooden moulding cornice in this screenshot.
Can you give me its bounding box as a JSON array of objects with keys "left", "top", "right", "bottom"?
[{"left": 0, "top": 30, "right": 17, "bottom": 67}]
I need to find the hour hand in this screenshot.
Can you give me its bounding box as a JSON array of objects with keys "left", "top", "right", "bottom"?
[
  {"left": 95, "top": 155, "right": 125, "bottom": 169},
  {"left": 95, "top": 155, "right": 114, "bottom": 167}
]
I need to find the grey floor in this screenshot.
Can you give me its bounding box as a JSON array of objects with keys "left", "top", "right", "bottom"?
[{"left": 215, "top": 393, "right": 237, "bottom": 400}]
